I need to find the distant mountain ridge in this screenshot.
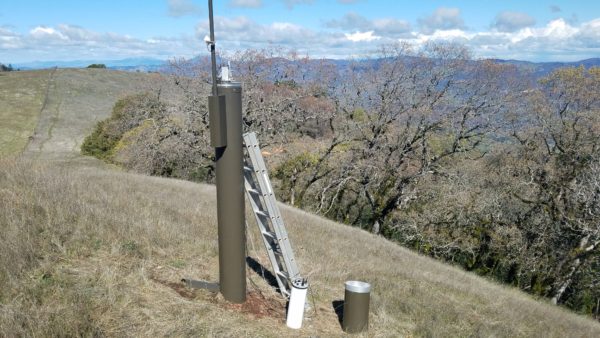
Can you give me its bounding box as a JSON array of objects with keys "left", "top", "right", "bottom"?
[
  {"left": 491, "top": 58, "right": 600, "bottom": 77},
  {"left": 12, "top": 56, "right": 600, "bottom": 78},
  {"left": 14, "top": 57, "right": 166, "bottom": 71}
]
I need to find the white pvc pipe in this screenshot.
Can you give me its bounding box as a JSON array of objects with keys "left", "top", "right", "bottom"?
[{"left": 286, "top": 278, "right": 308, "bottom": 329}]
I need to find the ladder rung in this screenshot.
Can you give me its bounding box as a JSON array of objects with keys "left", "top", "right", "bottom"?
[
  {"left": 255, "top": 210, "right": 269, "bottom": 218},
  {"left": 269, "top": 246, "right": 283, "bottom": 255},
  {"left": 276, "top": 270, "right": 289, "bottom": 280},
  {"left": 262, "top": 231, "right": 276, "bottom": 239},
  {"left": 247, "top": 188, "right": 261, "bottom": 195}
]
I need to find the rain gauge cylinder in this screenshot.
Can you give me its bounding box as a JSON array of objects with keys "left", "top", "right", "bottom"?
[{"left": 342, "top": 280, "right": 371, "bottom": 333}]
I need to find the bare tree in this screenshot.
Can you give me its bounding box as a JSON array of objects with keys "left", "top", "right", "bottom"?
[
  {"left": 287, "top": 42, "right": 519, "bottom": 235},
  {"left": 507, "top": 66, "right": 600, "bottom": 304},
  {"left": 231, "top": 48, "right": 338, "bottom": 145}
]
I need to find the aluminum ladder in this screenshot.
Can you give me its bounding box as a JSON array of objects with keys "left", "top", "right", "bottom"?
[{"left": 243, "top": 132, "right": 301, "bottom": 298}]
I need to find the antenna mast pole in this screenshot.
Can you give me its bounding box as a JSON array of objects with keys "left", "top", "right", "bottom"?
[{"left": 208, "top": 0, "right": 218, "bottom": 96}]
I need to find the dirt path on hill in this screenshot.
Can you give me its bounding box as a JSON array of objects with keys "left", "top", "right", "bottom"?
[{"left": 22, "top": 68, "right": 151, "bottom": 164}]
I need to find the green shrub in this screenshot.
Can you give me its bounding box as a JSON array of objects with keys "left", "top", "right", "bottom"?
[
  {"left": 81, "top": 93, "right": 164, "bottom": 160},
  {"left": 86, "top": 64, "right": 106, "bottom": 69},
  {"left": 81, "top": 120, "right": 117, "bottom": 159}
]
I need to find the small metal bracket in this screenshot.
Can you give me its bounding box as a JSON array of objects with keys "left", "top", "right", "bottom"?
[{"left": 181, "top": 278, "right": 220, "bottom": 292}]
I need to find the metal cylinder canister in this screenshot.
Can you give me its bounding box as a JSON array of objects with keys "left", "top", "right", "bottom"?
[
  {"left": 342, "top": 280, "right": 371, "bottom": 333},
  {"left": 215, "top": 82, "right": 246, "bottom": 303}
]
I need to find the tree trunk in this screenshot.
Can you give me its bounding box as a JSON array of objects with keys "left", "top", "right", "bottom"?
[
  {"left": 290, "top": 171, "right": 296, "bottom": 206},
  {"left": 372, "top": 220, "right": 380, "bottom": 235},
  {"left": 551, "top": 257, "right": 581, "bottom": 305},
  {"left": 551, "top": 235, "right": 597, "bottom": 305},
  {"left": 290, "top": 186, "right": 295, "bottom": 206}
]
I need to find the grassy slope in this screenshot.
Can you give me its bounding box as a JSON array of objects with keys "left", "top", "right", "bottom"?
[
  {"left": 0, "top": 70, "right": 52, "bottom": 157},
  {"left": 20, "top": 68, "right": 154, "bottom": 163},
  {"left": 1, "top": 69, "right": 600, "bottom": 337},
  {"left": 1, "top": 69, "right": 151, "bottom": 160}
]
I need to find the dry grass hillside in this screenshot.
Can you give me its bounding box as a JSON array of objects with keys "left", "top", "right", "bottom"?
[
  {"left": 1, "top": 69, "right": 600, "bottom": 337},
  {"left": 4, "top": 68, "right": 155, "bottom": 162},
  {"left": 0, "top": 69, "right": 52, "bottom": 157}
]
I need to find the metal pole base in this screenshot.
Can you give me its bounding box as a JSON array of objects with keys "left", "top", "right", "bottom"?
[{"left": 181, "top": 278, "right": 220, "bottom": 292}]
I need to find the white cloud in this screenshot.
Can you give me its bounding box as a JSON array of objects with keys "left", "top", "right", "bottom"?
[
  {"left": 0, "top": 27, "right": 22, "bottom": 49},
  {"left": 55, "top": 24, "right": 100, "bottom": 41},
  {"left": 30, "top": 26, "right": 68, "bottom": 40},
  {"left": 198, "top": 16, "right": 313, "bottom": 44},
  {"left": 327, "top": 12, "right": 411, "bottom": 38},
  {"left": 418, "top": 7, "right": 465, "bottom": 34},
  {"left": 541, "top": 18, "right": 578, "bottom": 39},
  {"left": 195, "top": 16, "right": 377, "bottom": 58},
  {"left": 167, "top": 0, "right": 200, "bottom": 17},
  {"left": 372, "top": 18, "right": 411, "bottom": 36},
  {"left": 229, "top": 0, "right": 263, "bottom": 8},
  {"left": 345, "top": 31, "right": 381, "bottom": 42},
  {"left": 3, "top": 14, "right": 600, "bottom": 64},
  {"left": 416, "top": 29, "right": 472, "bottom": 43},
  {"left": 578, "top": 18, "right": 600, "bottom": 46},
  {"left": 326, "top": 12, "right": 371, "bottom": 31},
  {"left": 1, "top": 24, "right": 200, "bottom": 62},
  {"left": 492, "top": 11, "right": 536, "bottom": 32},
  {"left": 401, "top": 18, "right": 600, "bottom": 61}
]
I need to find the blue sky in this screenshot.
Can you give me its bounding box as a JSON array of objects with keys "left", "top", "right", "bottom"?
[{"left": 1, "top": 0, "right": 599, "bottom": 63}]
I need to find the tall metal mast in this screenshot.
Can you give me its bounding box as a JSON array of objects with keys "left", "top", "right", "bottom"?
[
  {"left": 184, "top": 1, "right": 246, "bottom": 305},
  {"left": 208, "top": 0, "right": 218, "bottom": 97},
  {"left": 207, "top": 0, "right": 246, "bottom": 304}
]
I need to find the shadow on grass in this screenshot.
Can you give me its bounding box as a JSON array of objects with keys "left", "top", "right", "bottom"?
[
  {"left": 332, "top": 300, "right": 344, "bottom": 328},
  {"left": 246, "top": 256, "right": 280, "bottom": 293}
]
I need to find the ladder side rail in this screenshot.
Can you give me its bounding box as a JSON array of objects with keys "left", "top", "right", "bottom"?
[
  {"left": 244, "top": 153, "right": 295, "bottom": 294},
  {"left": 243, "top": 134, "right": 290, "bottom": 234},
  {"left": 244, "top": 167, "right": 287, "bottom": 262},
  {"left": 244, "top": 158, "right": 277, "bottom": 235},
  {"left": 244, "top": 133, "right": 294, "bottom": 234},
  {"left": 243, "top": 137, "right": 298, "bottom": 277},
  {"left": 243, "top": 133, "right": 300, "bottom": 278},
  {"left": 244, "top": 157, "right": 284, "bottom": 250},
  {"left": 244, "top": 174, "right": 292, "bottom": 296}
]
